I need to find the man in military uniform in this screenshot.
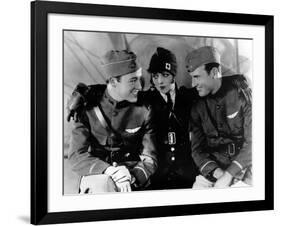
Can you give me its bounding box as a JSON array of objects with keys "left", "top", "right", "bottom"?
[
  {"left": 143, "top": 47, "right": 198, "bottom": 189},
  {"left": 186, "top": 46, "right": 252, "bottom": 188},
  {"left": 68, "top": 50, "right": 158, "bottom": 193}
]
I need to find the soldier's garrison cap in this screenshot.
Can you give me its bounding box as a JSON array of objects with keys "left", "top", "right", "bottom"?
[
  {"left": 147, "top": 47, "right": 177, "bottom": 77},
  {"left": 101, "top": 50, "right": 140, "bottom": 79},
  {"left": 185, "top": 46, "right": 221, "bottom": 72}
]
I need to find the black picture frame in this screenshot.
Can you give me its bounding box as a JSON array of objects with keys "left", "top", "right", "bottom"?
[{"left": 31, "top": 0, "right": 274, "bottom": 224}]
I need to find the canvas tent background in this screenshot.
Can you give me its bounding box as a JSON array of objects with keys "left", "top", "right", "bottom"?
[{"left": 63, "top": 31, "right": 252, "bottom": 194}]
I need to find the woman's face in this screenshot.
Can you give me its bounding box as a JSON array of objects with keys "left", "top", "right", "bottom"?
[{"left": 151, "top": 71, "right": 174, "bottom": 94}]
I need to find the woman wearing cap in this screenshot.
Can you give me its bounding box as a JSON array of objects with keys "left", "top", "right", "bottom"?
[{"left": 143, "top": 47, "right": 198, "bottom": 189}]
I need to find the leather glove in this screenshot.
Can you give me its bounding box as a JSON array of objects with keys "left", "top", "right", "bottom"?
[
  {"left": 66, "top": 83, "right": 88, "bottom": 122},
  {"left": 232, "top": 74, "right": 252, "bottom": 104}
]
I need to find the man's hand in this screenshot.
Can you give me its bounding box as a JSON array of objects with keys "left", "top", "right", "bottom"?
[
  {"left": 213, "top": 168, "right": 224, "bottom": 179},
  {"left": 104, "top": 165, "right": 132, "bottom": 183},
  {"left": 214, "top": 171, "right": 233, "bottom": 188},
  {"left": 111, "top": 166, "right": 131, "bottom": 183},
  {"left": 104, "top": 166, "right": 119, "bottom": 176},
  {"left": 115, "top": 181, "right": 132, "bottom": 192}
]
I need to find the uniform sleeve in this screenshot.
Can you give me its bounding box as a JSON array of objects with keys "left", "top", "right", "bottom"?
[
  {"left": 190, "top": 105, "right": 219, "bottom": 177},
  {"left": 226, "top": 98, "right": 252, "bottom": 177},
  {"left": 68, "top": 111, "right": 110, "bottom": 176},
  {"left": 130, "top": 106, "right": 158, "bottom": 187}
]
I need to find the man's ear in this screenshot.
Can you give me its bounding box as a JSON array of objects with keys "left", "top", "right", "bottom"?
[
  {"left": 109, "top": 77, "right": 117, "bottom": 87},
  {"left": 210, "top": 67, "right": 219, "bottom": 79}
]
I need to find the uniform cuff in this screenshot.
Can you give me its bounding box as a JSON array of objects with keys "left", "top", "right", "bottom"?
[
  {"left": 89, "top": 161, "right": 111, "bottom": 175},
  {"left": 131, "top": 166, "right": 148, "bottom": 187},
  {"left": 226, "top": 161, "right": 243, "bottom": 177},
  {"left": 200, "top": 161, "right": 219, "bottom": 177}
]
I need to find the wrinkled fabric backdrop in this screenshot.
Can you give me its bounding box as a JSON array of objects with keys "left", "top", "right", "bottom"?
[{"left": 63, "top": 31, "right": 252, "bottom": 194}]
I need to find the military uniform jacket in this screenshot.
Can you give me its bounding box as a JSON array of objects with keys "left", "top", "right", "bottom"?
[
  {"left": 139, "top": 86, "right": 198, "bottom": 188},
  {"left": 68, "top": 85, "right": 158, "bottom": 188},
  {"left": 190, "top": 75, "right": 252, "bottom": 178}
]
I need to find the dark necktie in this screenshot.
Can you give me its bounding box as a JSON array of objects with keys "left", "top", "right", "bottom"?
[{"left": 166, "top": 92, "right": 173, "bottom": 111}]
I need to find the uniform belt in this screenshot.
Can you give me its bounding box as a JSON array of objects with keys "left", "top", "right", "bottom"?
[
  {"left": 107, "top": 149, "right": 124, "bottom": 164},
  {"left": 164, "top": 132, "right": 188, "bottom": 146},
  {"left": 108, "top": 149, "right": 138, "bottom": 164},
  {"left": 226, "top": 143, "right": 236, "bottom": 156},
  {"left": 213, "top": 142, "right": 241, "bottom": 157}
]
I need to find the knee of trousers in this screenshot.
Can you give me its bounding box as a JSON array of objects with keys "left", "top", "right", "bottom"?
[{"left": 79, "top": 174, "right": 117, "bottom": 194}]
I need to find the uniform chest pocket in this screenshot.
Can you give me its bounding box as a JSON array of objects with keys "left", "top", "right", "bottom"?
[
  {"left": 122, "top": 127, "right": 143, "bottom": 145},
  {"left": 201, "top": 115, "right": 219, "bottom": 137},
  {"left": 226, "top": 110, "right": 243, "bottom": 133}
]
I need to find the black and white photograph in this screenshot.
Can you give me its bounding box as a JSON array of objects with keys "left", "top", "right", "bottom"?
[
  {"left": 63, "top": 31, "right": 253, "bottom": 195},
  {"left": 2, "top": 0, "right": 280, "bottom": 225},
  {"left": 30, "top": 1, "right": 274, "bottom": 224}
]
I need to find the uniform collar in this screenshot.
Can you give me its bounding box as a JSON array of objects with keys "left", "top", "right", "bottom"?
[
  {"left": 103, "top": 89, "right": 130, "bottom": 109},
  {"left": 209, "top": 78, "right": 226, "bottom": 99},
  {"left": 159, "top": 83, "right": 176, "bottom": 104}
]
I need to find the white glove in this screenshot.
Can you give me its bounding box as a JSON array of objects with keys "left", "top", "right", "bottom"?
[
  {"left": 111, "top": 166, "right": 132, "bottom": 183},
  {"left": 104, "top": 166, "right": 119, "bottom": 177},
  {"left": 115, "top": 181, "right": 132, "bottom": 192},
  {"left": 213, "top": 168, "right": 224, "bottom": 179}
]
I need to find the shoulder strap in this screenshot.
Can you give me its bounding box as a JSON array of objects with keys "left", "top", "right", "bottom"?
[
  {"left": 93, "top": 104, "right": 122, "bottom": 140},
  {"left": 203, "top": 99, "right": 219, "bottom": 133},
  {"left": 93, "top": 105, "right": 110, "bottom": 132}
]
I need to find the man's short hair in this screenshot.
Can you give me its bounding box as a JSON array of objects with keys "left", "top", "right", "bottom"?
[
  {"left": 204, "top": 63, "right": 221, "bottom": 75},
  {"left": 106, "top": 75, "right": 122, "bottom": 84}
]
